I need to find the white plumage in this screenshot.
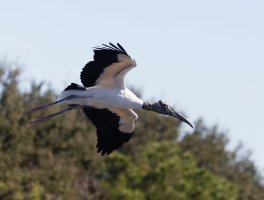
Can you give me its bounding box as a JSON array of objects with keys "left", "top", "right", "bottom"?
[
  {"left": 28, "top": 42, "right": 192, "bottom": 155},
  {"left": 59, "top": 86, "right": 143, "bottom": 109}
]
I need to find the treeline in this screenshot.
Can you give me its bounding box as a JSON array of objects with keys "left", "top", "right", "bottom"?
[{"left": 0, "top": 62, "right": 263, "bottom": 200}]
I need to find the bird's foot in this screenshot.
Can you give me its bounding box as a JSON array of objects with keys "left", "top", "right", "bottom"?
[
  {"left": 28, "top": 116, "right": 48, "bottom": 128},
  {"left": 26, "top": 104, "right": 49, "bottom": 114}
]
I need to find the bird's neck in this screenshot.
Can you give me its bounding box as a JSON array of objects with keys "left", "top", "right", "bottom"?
[
  {"left": 142, "top": 101, "right": 162, "bottom": 113},
  {"left": 143, "top": 100, "right": 174, "bottom": 115}
]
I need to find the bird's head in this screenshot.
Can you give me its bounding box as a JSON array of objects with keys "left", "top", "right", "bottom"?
[{"left": 143, "top": 100, "right": 193, "bottom": 128}]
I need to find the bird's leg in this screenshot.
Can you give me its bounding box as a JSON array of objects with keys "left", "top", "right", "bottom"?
[
  {"left": 28, "top": 105, "right": 80, "bottom": 128},
  {"left": 26, "top": 95, "right": 79, "bottom": 114}
]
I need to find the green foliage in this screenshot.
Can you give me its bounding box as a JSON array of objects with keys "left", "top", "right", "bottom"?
[
  {"left": 180, "top": 119, "right": 264, "bottom": 200},
  {"left": 0, "top": 62, "right": 263, "bottom": 199},
  {"left": 102, "top": 141, "right": 238, "bottom": 200}
]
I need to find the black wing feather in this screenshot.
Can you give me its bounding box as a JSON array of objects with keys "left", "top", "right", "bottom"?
[
  {"left": 64, "top": 83, "right": 85, "bottom": 91},
  {"left": 102, "top": 44, "right": 118, "bottom": 51},
  {"left": 109, "top": 42, "right": 120, "bottom": 51},
  {"left": 117, "top": 43, "right": 128, "bottom": 54},
  {"left": 80, "top": 43, "right": 128, "bottom": 87},
  {"left": 83, "top": 107, "right": 133, "bottom": 155}
]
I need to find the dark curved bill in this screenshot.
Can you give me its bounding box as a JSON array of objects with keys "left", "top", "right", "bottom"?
[{"left": 172, "top": 111, "right": 193, "bottom": 128}]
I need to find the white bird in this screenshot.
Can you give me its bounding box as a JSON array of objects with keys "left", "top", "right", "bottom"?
[{"left": 28, "top": 43, "right": 193, "bottom": 155}]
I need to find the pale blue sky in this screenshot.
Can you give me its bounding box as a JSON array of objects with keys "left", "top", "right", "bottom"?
[{"left": 1, "top": 0, "right": 263, "bottom": 170}]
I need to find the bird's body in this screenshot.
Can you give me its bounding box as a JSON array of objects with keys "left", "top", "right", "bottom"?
[
  {"left": 59, "top": 86, "right": 143, "bottom": 109},
  {"left": 28, "top": 42, "right": 193, "bottom": 155}
]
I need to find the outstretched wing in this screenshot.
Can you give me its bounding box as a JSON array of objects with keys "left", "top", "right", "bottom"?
[
  {"left": 83, "top": 107, "right": 138, "bottom": 155},
  {"left": 80, "top": 43, "right": 136, "bottom": 89}
]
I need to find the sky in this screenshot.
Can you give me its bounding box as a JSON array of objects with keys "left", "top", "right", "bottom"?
[{"left": 1, "top": 0, "right": 263, "bottom": 170}]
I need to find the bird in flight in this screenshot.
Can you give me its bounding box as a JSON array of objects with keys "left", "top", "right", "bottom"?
[{"left": 27, "top": 43, "right": 193, "bottom": 155}]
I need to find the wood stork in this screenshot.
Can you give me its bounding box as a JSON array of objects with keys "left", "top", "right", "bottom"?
[{"left": 27, "top": 43, "right": 193, "bottom": 155}]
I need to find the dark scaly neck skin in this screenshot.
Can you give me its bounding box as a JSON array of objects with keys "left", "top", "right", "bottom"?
[
  {"left": 142, "top": 102, "right": 153, "bottom": 111},
  {"left": 142, "top": 100, "right": 193, "bottom": 128},
  {"left": 143, "top": 100, "right": 173, "bottom": 114},
  {"left": 143, "top": 101, "right": 164, "bottom": 112}
]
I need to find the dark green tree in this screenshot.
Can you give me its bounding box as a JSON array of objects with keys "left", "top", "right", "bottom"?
[
  {"left": 180, "top": 119, "right": 264, "bottom": 200},
  {"left": 102, "top": 141, "right": 238, "bottom": 200}
]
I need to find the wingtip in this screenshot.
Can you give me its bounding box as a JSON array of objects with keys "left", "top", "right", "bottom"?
[
  {"left": 117, "top": 43, "right": 128, "bottom": 54},
  {"left": 93, "top": 42, "right": 128, "bottom": 55}
]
